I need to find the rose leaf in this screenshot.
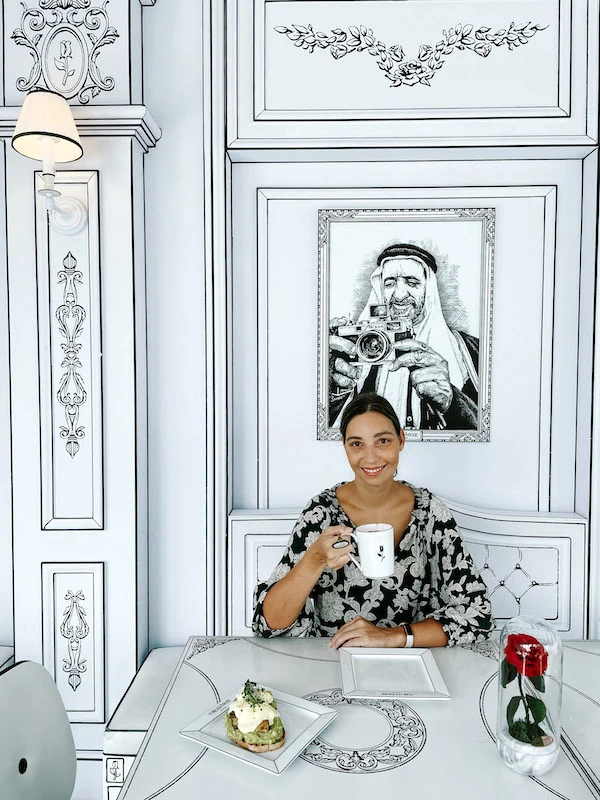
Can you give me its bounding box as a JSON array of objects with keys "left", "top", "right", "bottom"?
[
  {"left": 509, "top": 719, "right": 532, "bottom": 744},
  {"left": 506, "top": 695, "right": 521, "bottom": 727},
  {"left": 501, "top": 658, "right": 517, "bottom": 687},
  {"left": 529, "top": 674, "right": 545, "bottom": 692},
  {"left": 525, "top": 694, "right": 547, "bottom": 724}
]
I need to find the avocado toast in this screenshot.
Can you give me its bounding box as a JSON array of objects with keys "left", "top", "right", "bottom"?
[{"left": 226, "top": 680, "right": 286, "bottom": 753}]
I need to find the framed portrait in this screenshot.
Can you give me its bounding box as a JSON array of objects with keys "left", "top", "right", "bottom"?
[{"left": 317, "top": 208, "right": 494, "bottom": 442}]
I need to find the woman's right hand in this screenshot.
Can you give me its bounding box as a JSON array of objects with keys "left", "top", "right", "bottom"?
[{"left": 307, "top": 525, "right": 354, "bottom": 571}]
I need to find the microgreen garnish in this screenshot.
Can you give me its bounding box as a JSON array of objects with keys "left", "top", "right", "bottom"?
[{"left": 242, "top": 679, "right": 263, "bottom": 708}]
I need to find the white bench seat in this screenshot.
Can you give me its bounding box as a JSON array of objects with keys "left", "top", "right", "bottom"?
[{"left": 103, "top": 647, "right": 183, "bottom": 800}]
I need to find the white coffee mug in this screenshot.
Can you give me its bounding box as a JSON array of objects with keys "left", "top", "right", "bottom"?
[{"left": 348, "top": 523, "right": 395, "bottom": 579}]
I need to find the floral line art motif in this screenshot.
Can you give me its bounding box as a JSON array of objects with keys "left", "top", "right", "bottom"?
[
  {"left": 56, "top": 251, "right": 87, "bottom": 458},
  {"left": 107, "top": 759, "right": 123, "bottom": 782},
  {"left": 274, "top": 21, "right": 547, "bottom": 87},
  {"left": 300, "top": 688, "right": 426, "bottom": 773},
  {"left": 455, "top": 403, "right": 491, "bottom": 443},
  {"left": 61, "top": 589, "right": 89, "bottom": 691},
  {"left": 11, "top": 0, "right": 118, "bottom": 102},
  {"left": 55, "top": 39, "right": 75, "bottom": 85},
  {"left": 186, "top": 638, "right": 241, "bottom": 660}
]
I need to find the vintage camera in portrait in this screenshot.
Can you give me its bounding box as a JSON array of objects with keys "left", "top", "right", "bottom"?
[{"left": 337, "top": 305, "right": 414, "bottom": 366}]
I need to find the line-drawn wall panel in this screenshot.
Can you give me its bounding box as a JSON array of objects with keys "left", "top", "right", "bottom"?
[
  {"left": 231, "top": 158, "right": 584, "bottom": 516},
  {"left": 42, "top": 561, "right": 105, "bottom": 723},
  {"left": 265, "top": 1, "right": 561, "bottom": 116},
  {"left": 228, "top": 0, "right": 598, "bottom": 146},
  {"left": 35, "top": 172, "right": 103, "bottom": 530}
]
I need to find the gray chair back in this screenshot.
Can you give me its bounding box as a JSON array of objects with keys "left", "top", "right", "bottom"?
[{"left": 0, "top": 660, "right": 76, "bottom": 800}]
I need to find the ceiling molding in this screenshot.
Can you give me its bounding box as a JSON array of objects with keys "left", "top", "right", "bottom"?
[{"left": 0, "top": 105, "right": 162, "bottom": 152}]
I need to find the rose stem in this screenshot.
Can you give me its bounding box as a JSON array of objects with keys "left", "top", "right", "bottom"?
[{"left": 517, "top": 673, "right": 532, "bottom": 726}]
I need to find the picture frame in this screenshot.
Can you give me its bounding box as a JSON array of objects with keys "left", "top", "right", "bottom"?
[{"left": 317, "top": 207, "right": 494, "bottom": 442}]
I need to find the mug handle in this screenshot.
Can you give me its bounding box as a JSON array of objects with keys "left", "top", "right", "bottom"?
[{"left": 346, "top": 532, "right": 361, "bottom": 571}]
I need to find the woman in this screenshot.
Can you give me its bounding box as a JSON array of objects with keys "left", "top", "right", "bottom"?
[{"left": 253, "top": 393, "right": 493, "bottom": 648}]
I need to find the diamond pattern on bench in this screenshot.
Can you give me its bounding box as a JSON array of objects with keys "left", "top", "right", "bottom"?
[{"left": 466, "top": 542, "right": 559, "bottom": 623}]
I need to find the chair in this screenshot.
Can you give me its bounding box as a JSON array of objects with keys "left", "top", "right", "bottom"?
[{"left": 0, "top": 660, "right": 76, "bottom": 799}]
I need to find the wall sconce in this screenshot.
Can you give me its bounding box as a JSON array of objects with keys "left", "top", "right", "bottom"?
[{"left": 12, "top": 89, "right": 87, "bottom": 235}]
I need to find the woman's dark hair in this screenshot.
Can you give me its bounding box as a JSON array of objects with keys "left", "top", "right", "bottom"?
[{"left": 340, "top": 392, "right": 402, "bottom": 441}]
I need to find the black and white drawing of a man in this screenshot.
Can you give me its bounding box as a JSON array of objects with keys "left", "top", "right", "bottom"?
[{"left": 329, "top": 243, "right": 479, "bottom": 431}]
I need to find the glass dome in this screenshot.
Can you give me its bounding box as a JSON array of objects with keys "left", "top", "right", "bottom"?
[{"left": 496, "top": 616, "right": 563, "bottom": 776}]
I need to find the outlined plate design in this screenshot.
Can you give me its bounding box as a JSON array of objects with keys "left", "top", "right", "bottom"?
[
  {"left": 300, "top": 688, "right": 427, "bottom": 773},
  {"left": 340, "top": 648, "right": 450, "bottom": 699},
  {"left": 180, "top": 687, "right": 338, "bottom": 774}
]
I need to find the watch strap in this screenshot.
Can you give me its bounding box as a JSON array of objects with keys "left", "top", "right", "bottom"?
[{"left": 402, "top": 622, "right": 414, "bottom": 648}]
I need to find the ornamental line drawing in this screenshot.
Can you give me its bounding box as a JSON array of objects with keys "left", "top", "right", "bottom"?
[
  {"left": 56, "top": 251, "right": 87, "bottom": 458},
  {"left": 186, "top": 637, "right": 241, "bottom": 660},
  {"left": 300, "top": 689, "right": 426, "bottom": 773},
  {"left": 11, "top": 0, "right": 118, "bottom": 102},
  {"left": 107, "top": 759, "right": 123, "bottom": 782},
  {"left": 274, "top": 21, "right": 547, "bottom": 88},
  {"left": 60, "top": 589, "right": 89, "bottom": 691}
]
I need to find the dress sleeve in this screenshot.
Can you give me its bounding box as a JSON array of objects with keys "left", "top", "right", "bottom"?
[
  {"left": 252, "top": 497, "right": 330, "bottom": 637},
  {"left": 422, "top": 496, "right": 494, "bottom": 646}
]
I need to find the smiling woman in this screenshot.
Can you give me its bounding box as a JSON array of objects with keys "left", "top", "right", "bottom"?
[{"left": 254, "top": 392, "right": 494, "bottom": 649}]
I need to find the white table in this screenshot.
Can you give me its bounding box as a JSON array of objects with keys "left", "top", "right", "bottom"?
[{"left": 113, "top": 637, "right": 600, "bottom": 800}]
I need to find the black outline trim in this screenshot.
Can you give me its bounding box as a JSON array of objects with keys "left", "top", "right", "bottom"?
[
  {"left": 11, "top": 132, "right": 83, "bottom": 161},
  {"left": 39, "top": 561, "right": 106, "bottom": 724},
  {"left": 3, "top": 140, "right": 15, "bottom": 651},
  {"left": 33, "top": 170, "right": 104, "bottom": 530}
]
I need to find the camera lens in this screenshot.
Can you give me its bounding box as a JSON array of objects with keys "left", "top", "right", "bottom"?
[{"left": 355, "top": 330, "right": 391, "bottom": 363}]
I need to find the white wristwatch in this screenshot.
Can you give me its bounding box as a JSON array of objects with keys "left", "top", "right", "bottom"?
[{"left": 401, "top": 623, "right": 414, "bottom": 648}]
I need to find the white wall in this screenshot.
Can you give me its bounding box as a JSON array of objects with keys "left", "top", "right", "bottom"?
[{"left": 143, "top": 0, "right": 207, "bottom": 646}]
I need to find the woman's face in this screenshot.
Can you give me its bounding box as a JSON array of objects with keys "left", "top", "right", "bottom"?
[{"left": 343, "top": 411, "right": 404, "bottom": 486}]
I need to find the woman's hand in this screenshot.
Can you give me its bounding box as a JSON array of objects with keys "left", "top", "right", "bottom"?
[
  {"left": 306, "top": 525, "right": 354, "bottom": 572},
  {"left": 328, "top": 616, "right": 404, "bottom": 649}
]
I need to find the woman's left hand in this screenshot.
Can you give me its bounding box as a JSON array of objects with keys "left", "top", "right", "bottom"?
[{"left": 328, "top": 616, "right": 403, "bottom": 649}]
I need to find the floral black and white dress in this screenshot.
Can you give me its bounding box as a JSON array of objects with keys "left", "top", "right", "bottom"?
[{"left": 252, "top": 483, "right": 494, "bottom": 647}]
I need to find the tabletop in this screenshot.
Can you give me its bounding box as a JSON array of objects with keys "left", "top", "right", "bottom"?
[{"left": 118, "top": 637, "right": 600, "bottom": 800}]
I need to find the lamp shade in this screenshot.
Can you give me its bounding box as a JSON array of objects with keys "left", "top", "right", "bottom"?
[{"left": 12, "top": 90, "right": 83, "bottom": 163}]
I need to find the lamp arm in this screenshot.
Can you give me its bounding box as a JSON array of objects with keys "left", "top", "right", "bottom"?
[
  {"left": 41, "top": 137, "right": 57, "bottom": 194},
  {"left": 47, "top": 195, "right": 88, "bottom": 236}
]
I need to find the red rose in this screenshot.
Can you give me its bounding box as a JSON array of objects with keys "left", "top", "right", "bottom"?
[{"left": 504, "top": 633, "right": 548, "bottom": 677}]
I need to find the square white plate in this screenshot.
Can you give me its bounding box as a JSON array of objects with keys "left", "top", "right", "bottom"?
[
  {"left": 180, "top": 687, "right": 338, "bottom": 774},
  {"left": 340, "top": 648, "right": 450, "bottom": 699}
]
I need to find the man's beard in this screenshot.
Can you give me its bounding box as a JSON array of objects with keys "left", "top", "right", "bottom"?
[{"left": 388, "top": 297, "right": 424, "bottom": 322}]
